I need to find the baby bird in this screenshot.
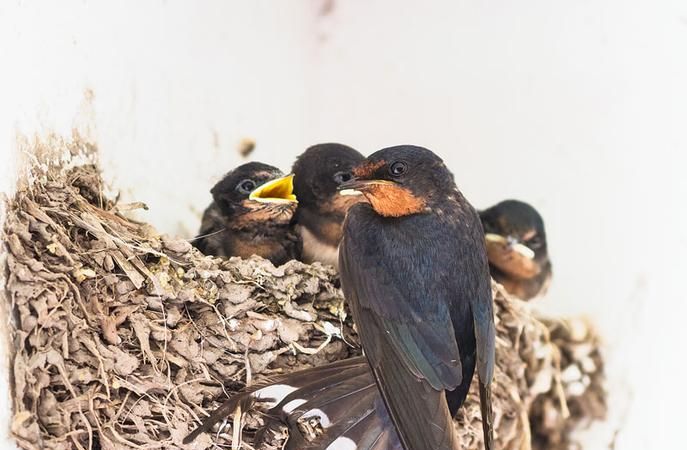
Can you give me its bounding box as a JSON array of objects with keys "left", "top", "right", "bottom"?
[
  {"left": 480, "top": 199, "right": 551, "bottom": 300},
  {"left": 194, "top": 162, "right": 300, "bottom": 266},
  {"left": 291, "top": 143, "right": 365, "bottom": 268}
]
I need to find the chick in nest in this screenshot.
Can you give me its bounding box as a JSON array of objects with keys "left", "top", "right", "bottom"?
[
  {"left": 291, "top": 143, "right": 366, "bottom": 268},
  {"left": 479, "top": 199, "right": 551, "bottom": 300},
  {"left": 193, "top": 162, "right": 301, "bottom": 266}
]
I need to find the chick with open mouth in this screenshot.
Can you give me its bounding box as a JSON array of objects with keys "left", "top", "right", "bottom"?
[{"left": 193, "top": 162, "right": 300, "bottom": 266}]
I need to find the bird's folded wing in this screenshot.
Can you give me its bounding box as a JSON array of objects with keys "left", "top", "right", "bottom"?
[
  {"left": 471, "top": 294, "right": 495, "bottom": 383},
  {"left": 340, "top": 239, "right": 463, "bottom": 450},
  {"left": 472, "top": 294, "right": 496, "bottom": 450}
]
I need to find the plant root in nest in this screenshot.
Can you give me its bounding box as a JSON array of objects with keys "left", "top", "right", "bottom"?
[{"left": 2, "top": 147, "right": 606, "bottom": 450}]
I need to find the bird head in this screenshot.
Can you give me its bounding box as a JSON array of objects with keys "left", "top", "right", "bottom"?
[
  {"left": 480, "top": 199, "right": 548, "bottom": 280},
  {"left": 339, "top": 145, "right": 457, "bottom": 218},
  {"left": 210, "top": 162, "right": 297, "bottom": 227},
  {"left": 291, "top": 143, "right": 366, "bottom": 216}
]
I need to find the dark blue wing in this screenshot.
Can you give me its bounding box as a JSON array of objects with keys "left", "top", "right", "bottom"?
[{"left": 339, "top": 209, "right": 465, "bottom": 450}]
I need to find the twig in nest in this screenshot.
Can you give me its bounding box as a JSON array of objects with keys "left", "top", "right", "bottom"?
[{"left": 232, "top": 405, "right": 243, "bottom": 450}]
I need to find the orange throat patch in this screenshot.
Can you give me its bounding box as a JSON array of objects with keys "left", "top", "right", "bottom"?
[{"left": 363, "top": 184, "right": 426, "bottom": 217}]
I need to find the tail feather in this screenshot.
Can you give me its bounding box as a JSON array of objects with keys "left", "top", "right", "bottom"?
[
  {"left": 276, "top": 371, "right": 402, "bottom": 450},
  {"left": 184, "top": 357, "right": 372, "bottom": 445},
  {"left": 280, "top": 371, "right": 376, "bottom": 423},
  {"left": 294, "top": 380, "right": 377, "bottom": 431},
  {"left": 271, "top": 359, "right": 372, "bottom": 422},
  {"left": 318, "top": 396, "right": 402, "bottom": 450},
  {"left": 297, "top": 392, "right": 378, "bottom": 450},
  {"left": 184, "top": 356, "right": 407, "bottom": 450},
  {"left": 479, "top": 379, "right": 494, "bottom": 450}
]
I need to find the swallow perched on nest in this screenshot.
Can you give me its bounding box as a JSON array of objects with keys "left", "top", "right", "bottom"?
[
  {"left": 480, "top": 199, "right": 551, "bottom": 300},
  {"left": 193, "top": 162, "right": 300, "bottom": 266},
  {"left": 291, "top": 143, "right": 365, "bottom": 268},
  {"left": 184, "top": 146, "right": 496, "bottom": 450},
  {"left": 182, "top": 214, "right": 547, "bottom": 447},
  {"left": 183, "top": 201, "right": 552, "bottom": 448},
  {"left": 336, "top": 145, "right": 495, "bottom": 450}
]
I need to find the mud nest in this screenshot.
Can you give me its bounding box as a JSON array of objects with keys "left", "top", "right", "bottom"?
[{"left": 2, "top": 150, "right": 606, "bottom": 450}]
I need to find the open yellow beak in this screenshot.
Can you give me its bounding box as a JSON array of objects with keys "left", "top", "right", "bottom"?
[{"left": 249, "top": 174, "right": 298, "bottom": 204}]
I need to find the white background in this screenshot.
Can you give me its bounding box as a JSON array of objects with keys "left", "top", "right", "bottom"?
[{"left": 2, "top": 1, "right": 686, "bottom": 449}]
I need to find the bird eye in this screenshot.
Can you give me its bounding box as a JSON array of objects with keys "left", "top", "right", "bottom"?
[
  {"left": 236, "top": 179, "right": 257, "bottom": 194},
  {"left": 333, "top": 171, "right": 352, "bottom": 184},
  {"left": 526, "top": 235, "right": 543, "bottom": 249},
  {"left": 389, "top": 161, "right": 408, "bottom": 177}
]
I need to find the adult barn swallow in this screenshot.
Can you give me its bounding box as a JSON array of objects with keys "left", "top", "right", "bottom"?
[
  {"left": 291, "top": 143, "right": 365, "bottom": 268},
  {"left": 193, "top": 162, "right": 300, "bottom": 266},
  {"left": 184, "top": 205, "right": 550, "bottom": 447},
  {"left": 337, "top": 145, "right": 495, "bottom": 450},
  {"left": 185, "top": 148, "right": 496, "bottom": 450},
  {"left": 480, "top": 199, "right": 551, "bottom": 300}
]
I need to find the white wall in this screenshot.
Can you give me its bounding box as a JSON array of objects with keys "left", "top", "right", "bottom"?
[{"left": 2, "top": 1, "right": 686, "bottom": 449}]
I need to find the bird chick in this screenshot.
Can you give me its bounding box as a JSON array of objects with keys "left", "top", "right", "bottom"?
[
  {"left": 193, "top": 162, "right": 300, "bottom": 266},
  {"left": 480, "top": 199, "right": 551, "bottom": 300},
  {"left": 291, "top": 143, "right": 365, "bottom": 268}
]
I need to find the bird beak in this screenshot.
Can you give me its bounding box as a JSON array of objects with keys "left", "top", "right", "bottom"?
[
  {"left": 484, "top": 234, "right": 535, "bottom": 259},
  {"left": 484, "top": 233, "right": 541, "bottom": 279},
  {"left": 249, "top": 174, "right": 298, "bottom": 204},
  {"left": 338, "top": 179, "right": 394, "bottom": 197}
]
